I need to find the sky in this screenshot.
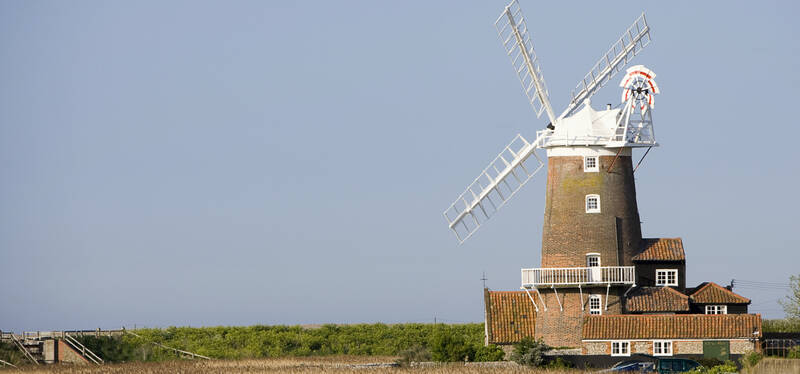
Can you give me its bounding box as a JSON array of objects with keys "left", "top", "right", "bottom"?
[{"left": 1, "top": 1, "right": 798, "bottom": 333}]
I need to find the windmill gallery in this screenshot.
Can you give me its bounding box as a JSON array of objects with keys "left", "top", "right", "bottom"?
[{"left": 443, "top": 0, "right": 761, "bottom": 365}]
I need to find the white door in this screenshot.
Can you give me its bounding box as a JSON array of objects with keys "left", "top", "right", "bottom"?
[{"left": 587, "top": 255, "right": 601, "bottom": 283}]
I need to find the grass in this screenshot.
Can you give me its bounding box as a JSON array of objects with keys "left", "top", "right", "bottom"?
[
  {"left": 0, "top": 357, "right": 591, "bottom": 373},
  {"left": 740, "top": 357, "right": 800, "bottom": 374}
]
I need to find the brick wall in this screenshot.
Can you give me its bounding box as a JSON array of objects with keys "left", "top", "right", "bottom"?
[
  {"left": 542, "top": 155, "right": 642, "bottom": 268},
  {"left": 536, "top": 152, "right": 641, "bottom": 347},
  {"left": 57, "top": 340, "right": 89, "bottom": 364},
  {"left": 534, "top": 287, "right": 624, "bottom": 347}
]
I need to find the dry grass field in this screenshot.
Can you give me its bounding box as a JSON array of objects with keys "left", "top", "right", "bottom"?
[{"left": 0, "top": 357, "right": 589, "bottom": 373}]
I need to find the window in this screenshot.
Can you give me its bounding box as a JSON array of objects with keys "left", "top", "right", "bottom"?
[
  {"left": 653, "top": 340, "right": 673, "bottom": 356},
  {"left": 586, "top": 254, "right": 600, "bottom": 267},
  {"left": 655, "top": 269, "right": 678, "bottom": 286},
  {"left": 611, "top": 341, "right": 630, "bottom": 356},
  {"left": 705, "top": 305, "right": 728, "bottom": 315},
  {"left": 589, "top": 294, "right": 602, "bottom": 315},
  {"left": 584, "top": 156, "right": 598, "bottom": 172},
  {"left": 586, "top": 194, "right": 601, "bottom": 213}
]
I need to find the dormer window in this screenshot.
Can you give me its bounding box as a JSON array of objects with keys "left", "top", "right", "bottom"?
[
  {"left": 586, "top": 195, "right": 601, "bottom": 213},
  {"left": 656, "top": 269, "right": 678, "bottom": 287},
  {"left": 584, "top": 156, "right": 598, "bottom": 172}
]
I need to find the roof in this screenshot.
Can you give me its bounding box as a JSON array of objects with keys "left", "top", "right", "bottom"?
[
  {"left": 582, "top": 314, "right": 762, "bottom": 340},
  {"left": 689, "top": 282, "right": 751, "bottom": 304},
  {"left": 485, "top": 290, "right": 536, "bottom": 344},
  {"left": 625, "top": 287, "right": 690, "bottom": 312},
  {"left": 544, "top": 104, "right": 620, "bottom": 147},
  {"left": 633, "top": 238, "right": 686, "bottom": 262}
]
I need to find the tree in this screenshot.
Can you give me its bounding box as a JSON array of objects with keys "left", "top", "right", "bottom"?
[{"left": 780, "top": 274, "right": 800, "bottom": 320}]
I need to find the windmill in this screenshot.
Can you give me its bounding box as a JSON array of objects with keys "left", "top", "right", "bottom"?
[{"left": 443, "top": 0, "right": 659, "bottom": 243}]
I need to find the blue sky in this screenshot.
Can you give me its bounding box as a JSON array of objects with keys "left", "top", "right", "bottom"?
[{"left": 1, "top": 1, "right": 798, "bottom": 332}]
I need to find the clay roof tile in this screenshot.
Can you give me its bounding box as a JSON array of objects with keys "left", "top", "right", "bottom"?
[
  {"left": 582, "top": 314, "right": 762, "bottom": 340},
  {"left": 626, "top": 286, "right": 690, "bottom": 312},
  {"left": 485, "top": 290, "right": 536, "bottom": 344},
  {"left": 689, "top": 282, "right": 751, "bottom": 304},
  {"left": 633, "top": 238, "right": 686, "bottom": 262}
]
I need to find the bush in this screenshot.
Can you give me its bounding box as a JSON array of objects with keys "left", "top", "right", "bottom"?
[
  {"left": 0, "top": 341, "right": 27, "bottom": 367},
  {"left": 688, "top": 360, "right": 738, "bottom": 374},
  {"left": 740, "top": 351, "right": 762, "bottom": 368},
  {"left": 697, "top": 357, "right": 723, "bottom": 368},
  {"left": 395, "top": 345, "right": 431, "bottom": 366},
  {"left": 75, "top": 323, "right": 486, "bottom": 362},
  {"left": 545, "top": 357, "right": 573, "bottom": 369},
  {"left": 509, "top": 337, "right": 550, "bottom": 367},
  {"left": 473, "top": 344, "right": 505, "bottom": 362},
  {"left": 788, "top": 346, "right": 800, "bottom": 359},
  {"left": 428, "top": 325, "right": 474, "bottom": 362}
]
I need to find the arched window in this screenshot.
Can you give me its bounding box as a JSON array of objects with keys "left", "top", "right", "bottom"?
[
  {"left": 584, "top": 156, "right": 598, "bottom": 172},
  {"left": 589, "top": 295, "right": 602, "bottom": 315},
  {"left": 586, "top": 194, "right": 601, "bottom": 213},
  {"left": 586, "top": 253, "right": 601, "bottom": 267}
]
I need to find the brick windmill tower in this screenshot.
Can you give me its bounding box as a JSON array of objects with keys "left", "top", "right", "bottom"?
[{"left": 443, "top": 0, "right": 658, "bottom": 347}]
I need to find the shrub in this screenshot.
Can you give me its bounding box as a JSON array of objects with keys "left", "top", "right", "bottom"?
[
  {"left": 740, "top": 351, "right": 762, "bottom": 368},
  {"left": 697, "top": 357, "right": 723, "bottom": 368},
  {"left": 788, "top": 346, "right": 800, "bottom": 359},
  {"left": 395, "top": 345, "right": 431, "bottom": 366},
  {"left": 545, "top": 357, "right": 573, "bottom": 369},
  {"left": 0, "top": 341, "right": 26, "bottom": 367},
  {"left": 473, "top": 344, "right": 505, "bottom": 362},
  {"left": 509, "top": 337, "right": 550, "bottom": 367},
  {"left": 76, "top": 323, "right": 486, "bottom": 362},
  {"left": 688, "top": 360, "right": 738, "bottom": 374},
  {"left": 428, "top": 325, "right": 474, "bottom": 362}
]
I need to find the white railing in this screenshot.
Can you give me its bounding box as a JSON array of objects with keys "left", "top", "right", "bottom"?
[
  {"left": 521, "top": 266, "right": 635, "bottom": 288},
  {"left": 536, "top": 129, "right": 612, "bottom": 147}
]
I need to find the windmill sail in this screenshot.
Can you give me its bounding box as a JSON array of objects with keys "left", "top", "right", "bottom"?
[
  {"left": 495, "top": 0, "right": 556, "bottom": 123},
  {"left": 561, "top": 13, "right": 650, "bottom": 119},
  {"left": 443, "top": 133, "right": 546, "bottom": 243}
]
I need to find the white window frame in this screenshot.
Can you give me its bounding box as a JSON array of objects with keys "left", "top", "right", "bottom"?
[
  {"left": 655, "top": 269, "right": 678, "bottom": 287},
  {"left": 589, "top": 294, "right": 602, "bottom": 315},
  {"left": 586, "top": 253, "right": 601, "bottom": 267},
  {"left": 586, "top": 194, "right": 601, "bottom": 213},
  {"left": 705, "top": 305, "right": 728, "bottom": 315},
  {"left": 611, "top": 341, "right": 631, "bottom": 357},
  {"left": 584, "top": 156, "right": 598, "bottom": 172},
  {"left": 653, "top": 340, "right": 673, "bottom": 356}
]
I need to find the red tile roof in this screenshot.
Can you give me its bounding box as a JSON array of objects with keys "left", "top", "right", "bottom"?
[
  {"left": 485, "top": 290, "right": 536, "bottom": 344},
  {"left": 582, "top": 314, "right": 762, "bottom": 340},
  {"left": 626, "top": 287, "right": 690, "bottom": 312},
  {"left": 689, "top": 282, "right": 751, "bottom": 304},
  {"left": 633, "top": 238, "right": 686, "bottom": 262}
]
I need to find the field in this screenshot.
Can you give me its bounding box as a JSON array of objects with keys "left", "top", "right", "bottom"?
[{"left": 0, "top": 357, "right": 587, "bottom": 373}]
